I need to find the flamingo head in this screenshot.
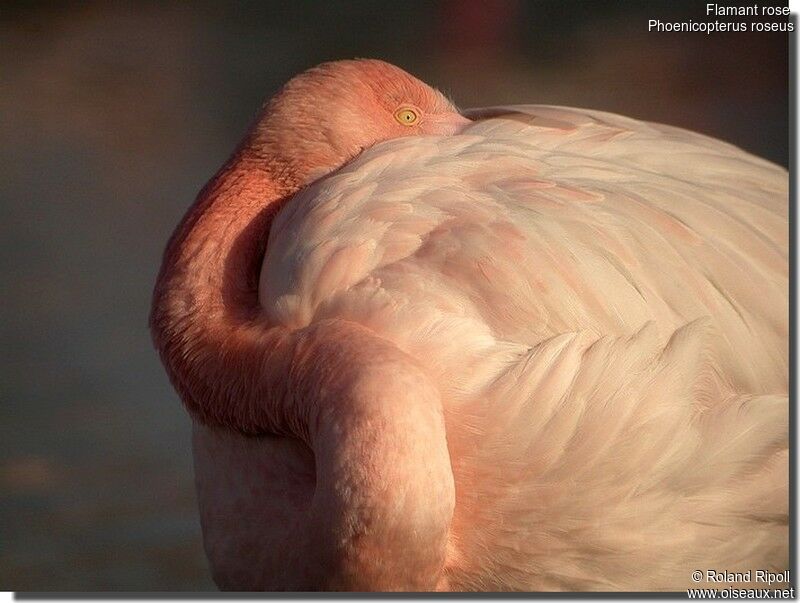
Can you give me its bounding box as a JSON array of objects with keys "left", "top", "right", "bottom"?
[{"left": 250, "top": 59, "right": 471, "bottom": 185}]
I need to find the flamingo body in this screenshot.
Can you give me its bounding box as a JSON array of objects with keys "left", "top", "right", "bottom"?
[{"left": 153, "top": 61, "right": 788, "bottom": 591}]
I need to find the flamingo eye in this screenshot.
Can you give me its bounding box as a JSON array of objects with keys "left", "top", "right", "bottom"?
[{"left": 394, "top": 107, "right": 419, "bottom": 126}]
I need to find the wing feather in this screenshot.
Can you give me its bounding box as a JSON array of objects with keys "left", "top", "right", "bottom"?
[{"left": 259, "top": 104, "right": 788, "bottom": 590}]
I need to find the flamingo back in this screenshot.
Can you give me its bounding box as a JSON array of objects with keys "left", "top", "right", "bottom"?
[{"left": 255, "top": 105, "right": 788, "bottom": 590}]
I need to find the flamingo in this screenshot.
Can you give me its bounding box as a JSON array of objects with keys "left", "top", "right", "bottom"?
[{"left": 150, "top": 59, "right": 788, "bottom": 591}]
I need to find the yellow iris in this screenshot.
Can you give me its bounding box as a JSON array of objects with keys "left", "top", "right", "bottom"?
[{"left": 394, "top": 108, "right": 418, "bottom": 126}]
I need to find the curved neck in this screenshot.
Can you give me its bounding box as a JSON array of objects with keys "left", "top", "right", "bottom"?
[
  {"left": 150, "top": 143, "right": 297, "bottom": 432},
  {"left": 151, "top": 143, "right": 454, "bottom": 590},
  {"left": 158, "top": 143, "right": 297, "bottom": 312}
]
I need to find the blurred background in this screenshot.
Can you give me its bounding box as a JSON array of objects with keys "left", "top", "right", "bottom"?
[{"left": 0, "top": 0, "right": 789, "bottom": 591}]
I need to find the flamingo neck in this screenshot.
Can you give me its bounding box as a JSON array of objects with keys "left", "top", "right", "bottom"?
[
  {"left": 151, "top": 141, "right": 455, "bottom": 590},
  {"left": 150, "top": 143, "right": 298, "bottom": 431}
]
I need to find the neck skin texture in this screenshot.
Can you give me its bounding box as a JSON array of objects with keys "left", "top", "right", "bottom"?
[{"left": 150, "top": 135, "right": 455, "bottom": 590}]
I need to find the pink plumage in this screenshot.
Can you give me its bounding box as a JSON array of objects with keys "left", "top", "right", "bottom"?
[{"left": 150, "top": 59, "right": 788, "bottom": 591}]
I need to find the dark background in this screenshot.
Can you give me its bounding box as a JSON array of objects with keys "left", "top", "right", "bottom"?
[{"left": 1, "top": 0, "right": 789, "bottom": 591}]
